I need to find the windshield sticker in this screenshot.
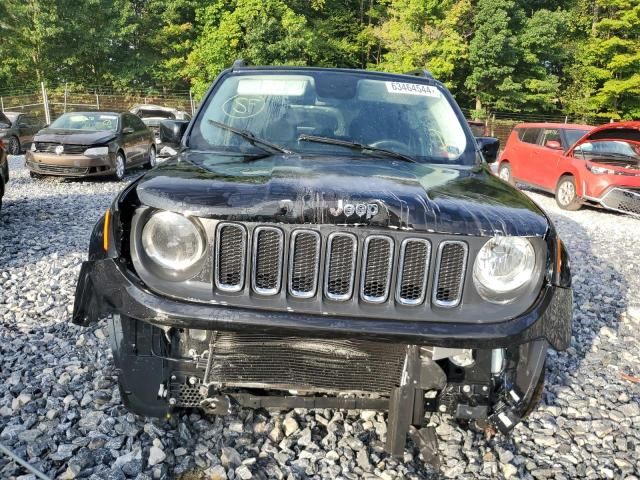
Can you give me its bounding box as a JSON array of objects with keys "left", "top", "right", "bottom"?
[
  {"left": 223, "top": 95, "right": 266, "bottom": 119},
  {"left": 237, "top": 79, "right": 307, "bottom": 96},
  {"left": 385, "top": 82, "right": 441, "bottom": 98}
]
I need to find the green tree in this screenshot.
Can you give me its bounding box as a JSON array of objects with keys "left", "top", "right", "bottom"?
[
  {"left": 567, "top": 0, "right": 639, "bottom": 119},
  {"left": 371, "top": 0, "right": 472, "bottom": 92},
  {"left": 465, "top": 0, "right": 523, "bottom": 113},
  {"left": 184, "top": 0, "right": 312, "bottom": 97}
]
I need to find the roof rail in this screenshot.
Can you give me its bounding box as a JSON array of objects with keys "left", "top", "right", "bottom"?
[
  {"left": 232, "top": 59, "right": 249, "bottom": 69},
  {"left": 404, "top": 69, "right": 434, "bottom": 79}
]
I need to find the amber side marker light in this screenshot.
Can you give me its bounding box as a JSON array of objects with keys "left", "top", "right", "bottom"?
[{"left": 103, "top": 208, "right": 111, "bottom": 252}]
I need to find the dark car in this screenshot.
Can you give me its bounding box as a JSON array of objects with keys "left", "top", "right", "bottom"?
[
  {"left": 25, "top": 111, "right": 156, "bottom": 180},
  {"left": 73, "top": 64, "right": 572, "bottom": 460},
  {"left": 130, "top": 104, "right": 192, "bottom": 158},
  {"left": 0, "top": 138, "right": 8, "bottom": 211},
  {"left": 0, "top": 111, "right": 44, "bottom": 155}
]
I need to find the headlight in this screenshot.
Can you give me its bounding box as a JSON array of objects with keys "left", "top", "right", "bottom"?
[
  {"left": 473, "top": 237, "right": 536, "bottom": 304},
  {"left": 586, "top": 163, "right": 614, "bottom": 175},
  {"left": 84, "top": 146, "right": 109, "bottom": 156},
  {"left": 141, "top": 211, "right": 205, "bottom": 271},
  {"left": 30, "top": 143, "right": 36, "bottom": 152}
]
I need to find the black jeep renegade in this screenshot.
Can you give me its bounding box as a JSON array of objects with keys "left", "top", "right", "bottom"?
[{"left": 73, "top": 63, "right": 572, "bottom": 458}]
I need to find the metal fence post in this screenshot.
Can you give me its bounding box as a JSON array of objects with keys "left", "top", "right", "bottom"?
[
  {"left": 41, "top": 82, "right": 51, "bottom": 125},
  {"left": 0, "top": 97, "right": 3, "bottom": 112},
  {"left": 189, "top": 90, "right": 195, "bottom": 116},
  {"left": 96, "top": 93, "right": 100, "bottom": 109},
  {"left": 64, "top": 83, "right": 68, "bottom": 113}
]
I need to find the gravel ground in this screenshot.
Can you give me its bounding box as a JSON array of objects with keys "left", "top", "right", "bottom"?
[{"left": 0, "top": 156, "right": 639, "bottom": 480}]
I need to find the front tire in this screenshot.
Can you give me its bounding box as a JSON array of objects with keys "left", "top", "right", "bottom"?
[
  {"left": 555, "top": 175, "right": 581, "bottom": 210},
  {"left": 7, "top": 136, "right": 20, "bottom": 155},
  {"left": 146, "top": 145, "right": 157, "bottom": 169},
  {"left": 498, "top": 162, "right": 514, "bottom": 185},
  {"left": 113, "top": 151, "right": 126, "bottom": 181},
  {"left": 522, "top": 365, "right": 546, "bottom": 418}
]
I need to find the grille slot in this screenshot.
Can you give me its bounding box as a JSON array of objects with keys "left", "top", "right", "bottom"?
[
  {"left": 34, "top": 142, "right": 89, "bottom": 154},
  {"left": 27, "top": 161, "right": 89, "bottom": 175},
  {"left": 203, "top": 332, "right": 407, "bottom": 394},
  {"left": 252, "top": 227, "right": 284, "bottom": 295},
  {"left": 433, "top": 241, "right": 467, "bottom": 307},
  {"left": 396, "top": 239, "right": 431, "bottom": 305},
  {"left": 360, "top": 236, "right": 394, "bottom": 303},
  {"left": 215, "top": 223, "right": 246, "bottom": 292},
  {"left": 288, "top": 230, "right": 321, "bottom": 298},
  {"left": 324, "top": 233, "right": 357, "bottom": 301}
]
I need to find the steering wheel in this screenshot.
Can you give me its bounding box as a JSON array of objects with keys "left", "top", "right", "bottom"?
[{"left": 369, "top": 139, "right": 410, "bottom": 154}]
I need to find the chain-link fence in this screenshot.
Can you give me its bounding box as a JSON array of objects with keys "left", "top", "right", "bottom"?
[
  {"left": 461, "top": 109, "right": 610, "bottom": 146},
  {"left": 0, "top": 84, "right": 195, "bottom": 126},
  {"left": 1, "top": 84, "right": 607, "bottom": 148}
]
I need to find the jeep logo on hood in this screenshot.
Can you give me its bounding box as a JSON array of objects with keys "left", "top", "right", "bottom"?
[{"left": 329, "top": 200, "right": 379, "bottom": 219}]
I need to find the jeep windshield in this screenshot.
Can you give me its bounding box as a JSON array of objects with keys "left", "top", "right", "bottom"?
[{"left": 189, "top": 70, "right": 475, "bottom": 165}]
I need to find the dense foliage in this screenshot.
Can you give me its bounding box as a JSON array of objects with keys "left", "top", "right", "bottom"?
[{"left": 0, "top": 0, "right": 638, "bottom": 118}]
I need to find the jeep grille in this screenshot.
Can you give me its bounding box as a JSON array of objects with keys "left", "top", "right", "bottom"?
[
  {"left": 288, "top": 230, "right": 321, "bottom": 298},
  {"left": 212, "top": 223, "right": 469, "bottom": 308},
  {"left": 215, "top": 223, "right": 246, "bottom": 292},
  {"left": 252, "top": 227, "right": 283, "bottom": 295},
  {"left": 433, "top": 241, "right": 468, "bottom": 307},
  {"left": 325, "top": 233, "right": 357, "bottom": 301},
  {"left": 361, "top": 236, "right": 394, "bottom": 303},
  {"left": 396, "top": 239, "right": 431, "bottom": 305}
]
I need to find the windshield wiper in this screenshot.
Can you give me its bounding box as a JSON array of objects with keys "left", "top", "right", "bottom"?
[
  {"left": 298, "top": 134, "right": 419, "bottom": 164},
  {"left": 208, "top": 119, "right": 293, "bottom": 155}
]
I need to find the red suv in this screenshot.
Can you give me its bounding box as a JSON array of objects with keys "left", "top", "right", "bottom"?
[{"left": 498, "top": 121, "right": 640, "bottom": 216}]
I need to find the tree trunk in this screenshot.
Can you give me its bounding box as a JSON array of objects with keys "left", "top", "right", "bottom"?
[{"left": 475, "top": 96, "right": 482, "bottom": 118}]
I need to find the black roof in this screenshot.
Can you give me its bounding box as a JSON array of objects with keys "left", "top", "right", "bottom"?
[{"left": 228, "top": 64, "right": 441, "bottom": 86}]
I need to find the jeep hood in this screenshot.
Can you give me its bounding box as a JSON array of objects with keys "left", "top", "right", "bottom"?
[
  {"left": 34, "top": 128, "right": 117, "bottom": 145},
  {"left": 133, "top": 152, "right": 549, "bottom": 237}
]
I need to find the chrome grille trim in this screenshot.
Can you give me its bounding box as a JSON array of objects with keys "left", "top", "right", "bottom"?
[
  {"left": 34, "top": 142, "right": 89, "bottom": 154},
  {"left": 324, "top": 232, "right": 357, "bottom": 301},
  {"left": 214, "top": 223, "right": 247, "bottom": 292},
  {"left": 396, "top": 238, "right": 431, "bottom": 306},
  {"left": 288, "top": 230, "right": 321, "bottom": 298},
  {"left": 432, "top": 240, "right": 468, "bottom": 308},
  {"left": 251, "top": 226, "right": 284, "bottom": 295},
  {"left": 360, "top": 235, "right": 394, "bottom": 303}
]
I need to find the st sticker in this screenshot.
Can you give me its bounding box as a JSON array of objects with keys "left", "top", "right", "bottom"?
[{"left": 386, "top": 82, "right": 441, "bottom": 97}]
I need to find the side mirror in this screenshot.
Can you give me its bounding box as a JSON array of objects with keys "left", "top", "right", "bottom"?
[
  {"left": 545, "top": 140, "right": 562, "bottom": 150},
  {"left": 476, "top": 136, "right": 500, "bottom": 163},
  {"left": 122, "top": 127, "right": 135, "bottom": 134},
  {"left": 160, "top": 120, "right": 189, "bottom": 147}
]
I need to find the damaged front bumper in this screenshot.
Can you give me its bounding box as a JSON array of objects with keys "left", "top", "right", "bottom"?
[
  {"left": 73, "top": 258, "right": 572, "bottom": 459},
  {"left": 74, "top": 258, "right": 572, "bottom": 350}
]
